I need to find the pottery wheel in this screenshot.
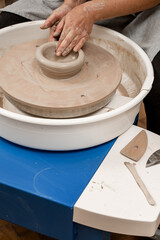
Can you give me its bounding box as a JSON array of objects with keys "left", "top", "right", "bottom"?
[{"left": 0, "top": 39, "right": 122, "bottom": 118}]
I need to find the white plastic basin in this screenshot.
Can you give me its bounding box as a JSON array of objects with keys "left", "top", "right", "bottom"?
[{"left": 0, "top": 21, "right": 154, "bottom": 150}]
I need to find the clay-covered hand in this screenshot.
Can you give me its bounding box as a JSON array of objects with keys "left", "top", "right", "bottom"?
[
  {"left": 40, "top": 3, "right": 75, "bottom": 41},
  {"left": 55, "top": 5, "right": 94, "bottom": 56}
]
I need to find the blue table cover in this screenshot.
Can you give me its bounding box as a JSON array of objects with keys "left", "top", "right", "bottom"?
[{"left": 0, "top": 137, "right": 116, "bottom": 240}]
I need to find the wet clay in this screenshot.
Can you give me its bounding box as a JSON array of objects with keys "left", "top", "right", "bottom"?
[
  {"left": 36, "top": 41, "right": 85, "bottom": 79},
  {"left": 44, "top": 48, "right": 77, "bottom": 62},
  {"left": 43, "top": 45, "right": 77, "bottom": 63},
  {"left": 0, "top": 39, "right": 122, "bottom": 118}
]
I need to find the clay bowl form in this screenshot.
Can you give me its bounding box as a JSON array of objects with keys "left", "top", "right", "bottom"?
[
  {"left": 35, "top": 41, "right": 85, "bottom": 79},
  {"left": 0, "top": 22, "right": 154, "bottom": 150}
]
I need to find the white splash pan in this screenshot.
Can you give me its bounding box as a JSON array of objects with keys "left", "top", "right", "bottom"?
[{"left": 0, "top": 21, "right": 153, "bottom": 150}]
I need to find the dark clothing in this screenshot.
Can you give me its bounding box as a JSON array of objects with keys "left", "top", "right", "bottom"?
[
  {"left": 144, "top": 51, "right": 160, "bottom": 135},
  {"left": 0, "top": 11, "right": 30, "bottom": 29}
]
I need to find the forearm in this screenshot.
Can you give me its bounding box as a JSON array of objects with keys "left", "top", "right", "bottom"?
[
  {"left": 64, "top": 0, "right": 86, "bottom": 8},
  {"left": 82, "top": 0, "right": 160, "bottom": 22}
]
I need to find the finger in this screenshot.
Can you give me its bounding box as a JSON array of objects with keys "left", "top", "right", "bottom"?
[
  {"left": 48, "top": 35, "right": 58, "bottom": 42},
  {"left": 49, "top": 27, "right": 54, "bottom": 41},
  {"left": 48, "top": 27, "right": 57, "bottom": 42},
  {"left": 73, "top": 36, "right": 87, "bottom": 52},
  {"left": 40, "top": 12, "right": 58, "bottom": 29},
  {"left": 60, "top": 28, "right": 89, "bottom": 52},
  {"left": 56, "top": 25, "right": 72, "bottom": 49},
  {"left": 56, "top": 30, "right": 75, "bottom": 56},
  {"left": 62, "top": 35, "right": 80, "bottom": 56},
  {"left": 53, "top": 18, "right": 65, "bottom": 37}
]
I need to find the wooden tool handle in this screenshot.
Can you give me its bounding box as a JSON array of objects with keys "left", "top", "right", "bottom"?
[{"left": 124, "top": 162, "right": 155, "bottom": 206}]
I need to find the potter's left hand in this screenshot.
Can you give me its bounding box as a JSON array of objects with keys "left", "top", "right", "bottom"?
[
  {"left": 55, "top": 5, "right": 94, "bottom": 56},
  {"left": 40, "top": 3, "right": 76, "bottom": 41}
]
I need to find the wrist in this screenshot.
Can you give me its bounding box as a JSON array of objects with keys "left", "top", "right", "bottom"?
[{"left": 81, "top": 1, "right": 104, "bottom": 23}]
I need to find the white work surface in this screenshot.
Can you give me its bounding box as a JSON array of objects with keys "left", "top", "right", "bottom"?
[{"left": 73, "top": 125, "right": 160, "bottom": 237}]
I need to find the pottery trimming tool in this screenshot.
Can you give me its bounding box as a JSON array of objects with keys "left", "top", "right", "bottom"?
[
  {"left": 146, "top": 149, "right": 160, "bottom": 168},
  {"left": 124, "top": 162, "right": 155, "bottom": 206},
  {"left": 120, "top": 130, "right": 148, "bottom": 161}
]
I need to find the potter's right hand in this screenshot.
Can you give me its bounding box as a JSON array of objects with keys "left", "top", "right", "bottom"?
[{"left": 40, "top": 3, "right": 74, "bottom": 41}]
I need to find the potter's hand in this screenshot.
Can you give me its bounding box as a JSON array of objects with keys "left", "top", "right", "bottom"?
[
  {"left": 56, "top": 5, "right": 94, "bottom": 56},
  {"left": 40, "top": 3, "right": 74, "bottom": 41}
]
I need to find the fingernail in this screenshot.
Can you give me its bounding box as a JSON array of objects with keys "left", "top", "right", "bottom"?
[
  {"left": 40, "top": 24, "right": 47, "bottom": 29},
  {"left": 62, "top": 51, "right": 67, "bottom": 56},
  {"left": 53, "top": 32, "right": 60, "bottom": 37},
  {"left": 56, "top": 51, "right": 61, "bottom": 56}
]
